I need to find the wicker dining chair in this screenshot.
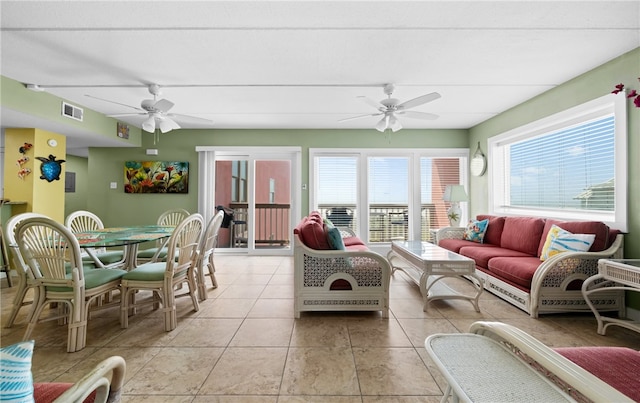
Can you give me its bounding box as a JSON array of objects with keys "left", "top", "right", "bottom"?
[
  {"left": 121, "top": 213, "right": 203, "bottom": 331},
  {"left": 136, "top": 208, "right": 190, "bottom": 264},
  {"left": 3, "top": 212, "right": 49, "bottom": 328},
  {"left": 195, "top": 210, "right": 224, "bottom": 301},
  {"left": 65, "top": 210, "right": 125, "bottom": 268},
  {"left": 16, "top": 217, "right": 127, "bottom": 352}
]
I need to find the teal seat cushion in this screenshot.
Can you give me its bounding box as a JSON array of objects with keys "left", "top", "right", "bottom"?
[
  {"left": 0, "top": 340, "right": 34, "bottom": 402},
  {"left": 46, "top": 269, "right": 127, "bottom": 292},
  {"left": 122, "top": 263, "right": 166, "bottom": 282},
  {"left": 82, "top": 250, "right": 124, "bottom": 264},
  {"left": 136, "top": 247, "right": 167, "bottom": 259}
]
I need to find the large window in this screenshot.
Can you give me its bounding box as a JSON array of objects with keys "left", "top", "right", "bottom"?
[
  {"left": 488, "top": 93, "right": 627, "bottom": 231},
  {"left": 311, "top": 148, "right": 468, "bottom": 248}
]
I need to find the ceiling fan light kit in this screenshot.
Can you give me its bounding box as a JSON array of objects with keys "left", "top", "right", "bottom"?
[
  {"left": 342, "top": 84, "right": 441, "bottom": 133},
  {"left": 89, "top": 83, "right": 213, "bottom": 135}
]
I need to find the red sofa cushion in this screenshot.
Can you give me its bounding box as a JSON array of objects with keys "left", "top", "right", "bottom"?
[
  {"left": 555, "top": 346, "right": 640, "bottom": 401},
  {"left": 294, "top": 212, "right": 331, "bottom": 250},
  {"left": 438, "top": 238, "right": 481, "bottom": 253},
  {"left": 476, "top": 215, "right": 505, "bottom": 246},
  {"left": 34, "top": 383, "right": 97, "bottom": 403},
  {"left": 500, "top": 217, "right": 545, "bottom": 255},
  {"left": 537, "top": 219, "right": 611, "bottom": 256},
  {"left": 487, "top": 256, "right": 541, "bottom": 289},
  {"left": 459, "top": 246, "right": 532, "bottom": 271},
  {"left": 343, "top": 236, "right": 366, "bottom": 247}
]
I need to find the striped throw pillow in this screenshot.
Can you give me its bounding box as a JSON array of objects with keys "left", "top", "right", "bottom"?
[
  {"left": 0, "top": 341, "right": 34, "bottom": 403},
  {"left": 540, "top": 225, "right": 595, "bottom": 261}
]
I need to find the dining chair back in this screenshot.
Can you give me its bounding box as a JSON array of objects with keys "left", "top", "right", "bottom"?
[
  {"left": 121, "top": 213, "right": 204, "bottom": 331},
  {"left": 136, "top": 208, "right": 190, "bottom": 264},
  {"left": 3, "top": 212, "right": 49, "bottom": 328},
  {"left": 195, "top": 210, "right": 224, "bottom": 300},
  {"left": 16, "top": 216, "right": 127, "bottom": 352},
  {"left": 65, "top": 210, "right": 125, "bottom": 268}
]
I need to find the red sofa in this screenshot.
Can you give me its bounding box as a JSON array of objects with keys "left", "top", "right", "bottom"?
[
  {"left": 436, "top": 215, "right": 624, "bottom": 317},
  {"left": 293, "top": 211, "right": 390, "bottom": 318}
]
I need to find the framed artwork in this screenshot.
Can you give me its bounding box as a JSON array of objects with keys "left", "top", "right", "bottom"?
[
  {"left": 117, "top": 122, "right": 129, "bottom": 139},
  {"left": 65, "top": 172, "right": 76, "bottom": 192},
  {"left": 124, "top": 161, "right": 189, "bottom": 194}
]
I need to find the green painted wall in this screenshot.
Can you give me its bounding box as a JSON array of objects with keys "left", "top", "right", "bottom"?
[
  {"left": 88, "top": 128, "right": 469, "bottom": 227},
  {"left": 63, "top": 155, "right": 88, "bottom": 219}
]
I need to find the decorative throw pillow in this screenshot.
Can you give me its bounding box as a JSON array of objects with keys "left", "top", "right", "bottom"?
[
  {"left": 324, "top": 219, "right": 346, "bottom": 251},
  {"left": 462, "top": 219, "right": 489, "bottom": 243},
  {"left": 540, "top": 225, "right": 596, "bottom": 261},
  {"left": 0, "top": 340, "right": 34, "bottom": 403}
]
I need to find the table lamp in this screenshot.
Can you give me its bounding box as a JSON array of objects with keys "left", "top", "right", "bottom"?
[{"left": 443, "top": 185, "right": 468, "bottom": 227}]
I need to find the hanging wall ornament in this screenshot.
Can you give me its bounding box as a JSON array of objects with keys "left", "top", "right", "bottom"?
[
  {"left": 19, "top": 143, "right": 33, "bottom": 154},
  {"left": 36, "top": 154, "right": 65, "bottom": 182},
  {"left": 16, "top": 156, "right": 29, "bottom": 166},
  {"left": 17, "top": 168, "right": 31, "bottom": 180}
]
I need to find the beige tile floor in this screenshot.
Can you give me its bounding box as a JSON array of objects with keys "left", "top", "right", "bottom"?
[{"left": 2, "top": 255, "right": 640, "bottom": 402}]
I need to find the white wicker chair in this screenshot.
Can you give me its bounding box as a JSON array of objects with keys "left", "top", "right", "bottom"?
[
  {"left": 120, "top": 213, "right": 203, "bottom": 331},
  {"left": 136, "top": 208, "right": 190, "bottom": 264},
  {"left": 195, "top": 210, "right": 224, "bottom": 301},
  {"left": 65, "top": 210, "right": 126, "bottom": 268}
]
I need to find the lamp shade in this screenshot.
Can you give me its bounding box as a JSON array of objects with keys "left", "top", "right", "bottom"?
[
  {"left": 443, "top": 185, "right": 468, "bottom": 203},
  {"left": 142, "top": 115, "right": 156, "bottom": 133}
]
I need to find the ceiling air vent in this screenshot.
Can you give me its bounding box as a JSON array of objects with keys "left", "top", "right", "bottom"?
[{"left": 62, "top": 101, "right": 83, "bottom": 122}]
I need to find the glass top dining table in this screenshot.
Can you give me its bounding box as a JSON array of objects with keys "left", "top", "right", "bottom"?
[{"left": 74, "top": 225, "right": 174, "bottom": 270}]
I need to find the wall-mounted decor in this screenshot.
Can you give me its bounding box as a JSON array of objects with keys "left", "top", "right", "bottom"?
[
  {"left": 65, "top": 172, "right": 76, "bottom": 193},
  {"left": 17, "top": 168, "right": 31, "bottom": 180},
  {"left": 19, "top": 143, "right": 32, "bottom": 154},
  {"left": 124, "top": 161, "right": 189, "bottom": 194},
  {"left": 117, "top": 122, "right": 129, "bottom": 139},
  {"left": 36, "top": 154, "right": 65, "bottom": 182}
]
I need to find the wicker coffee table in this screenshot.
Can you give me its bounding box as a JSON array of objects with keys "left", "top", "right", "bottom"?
[{"left": 387, "top": 241, "right": 483, "bottom": 311}]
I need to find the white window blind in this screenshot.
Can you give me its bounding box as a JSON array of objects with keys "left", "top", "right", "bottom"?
[
  {"left": 509, "top": 116, "right": 614, "bottom": 211},
  {"left": 489, "top": 92, "right": 627, "bottom": 231}
]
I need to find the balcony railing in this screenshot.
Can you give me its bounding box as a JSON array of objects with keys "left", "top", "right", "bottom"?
[
  {"left": 319, "top": 204, "right": 440, "bottom": 242},
  {"left": 228, "top": 203, "right": 291, "bottom": 247}
]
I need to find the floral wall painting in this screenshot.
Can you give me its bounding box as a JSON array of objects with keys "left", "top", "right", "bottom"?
[{"left": 124, "top": 161, "right": 189, "bottom": 194}]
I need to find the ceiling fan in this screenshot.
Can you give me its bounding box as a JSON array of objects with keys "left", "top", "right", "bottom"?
[
  {"left": 86, "top": 84, "right": 213, "bottom": 133},
  {"left": 340, "top": 84, "right": 441, "bottom": 132}
]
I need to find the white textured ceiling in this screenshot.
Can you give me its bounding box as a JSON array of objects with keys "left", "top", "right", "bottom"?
[{"left": 1, "top": 1, "right": 639, "bottom": 155}]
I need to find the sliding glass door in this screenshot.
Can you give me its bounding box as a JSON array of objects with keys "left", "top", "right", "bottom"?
[{"left": 197, "top": 147, "right": 301, "bottom": 256}]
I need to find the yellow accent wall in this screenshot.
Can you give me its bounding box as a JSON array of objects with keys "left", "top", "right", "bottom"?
[{"left": 3, "top": 128, "right": 66, "bottom": 222}]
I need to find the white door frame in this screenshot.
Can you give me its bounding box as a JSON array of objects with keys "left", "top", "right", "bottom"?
[{"left": 196, "top": 146, "right": 301, "bottom": 256}]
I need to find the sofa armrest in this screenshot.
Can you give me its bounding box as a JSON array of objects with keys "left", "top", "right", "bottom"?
[
  {"left": 468, "top": 321, "right": 633, "bottom": 402},
  {"left": 434, "top": 226, "right": 465, "bottom": 244},
  {"left": 53, "top": 355, "right": 126, "bottom": 403},
  {"left": 529, "top": 233, "right": 624, "bottom": 315},
  {"left": 294, "top": 234, "right": 391, "bottom": 283},
  {"left": 337, "top": 227, "right": 357, "bottom": 239}
]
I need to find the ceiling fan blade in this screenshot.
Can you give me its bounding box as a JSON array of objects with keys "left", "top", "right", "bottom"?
[
  {"left": 399, "top": 110, "right": 439, "bottom": 120},
  {"left": 153, "top": 99, "right": 174, "bottom": 113},
  {"left": 85, "top": 94, "right": 145, "bottom": 111},
  {"left": 338, "top": 112, "right": 383, "bottom": 122},
  {"left": 358, "top": 96, "right": 385, "bottom": 111},
  {"left": 397, "top": 92, "right": 441, "bottom": 110},
  {"left": 107, "top": 112, "right": 147, "bottom": 118},
  {"left": 168, "top": 114, "right": 214, "bottom": 125}
]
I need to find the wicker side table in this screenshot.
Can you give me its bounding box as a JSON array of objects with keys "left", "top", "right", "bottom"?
[{"left": 582, "top": 259, "right": 640, "bottom": 335}]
